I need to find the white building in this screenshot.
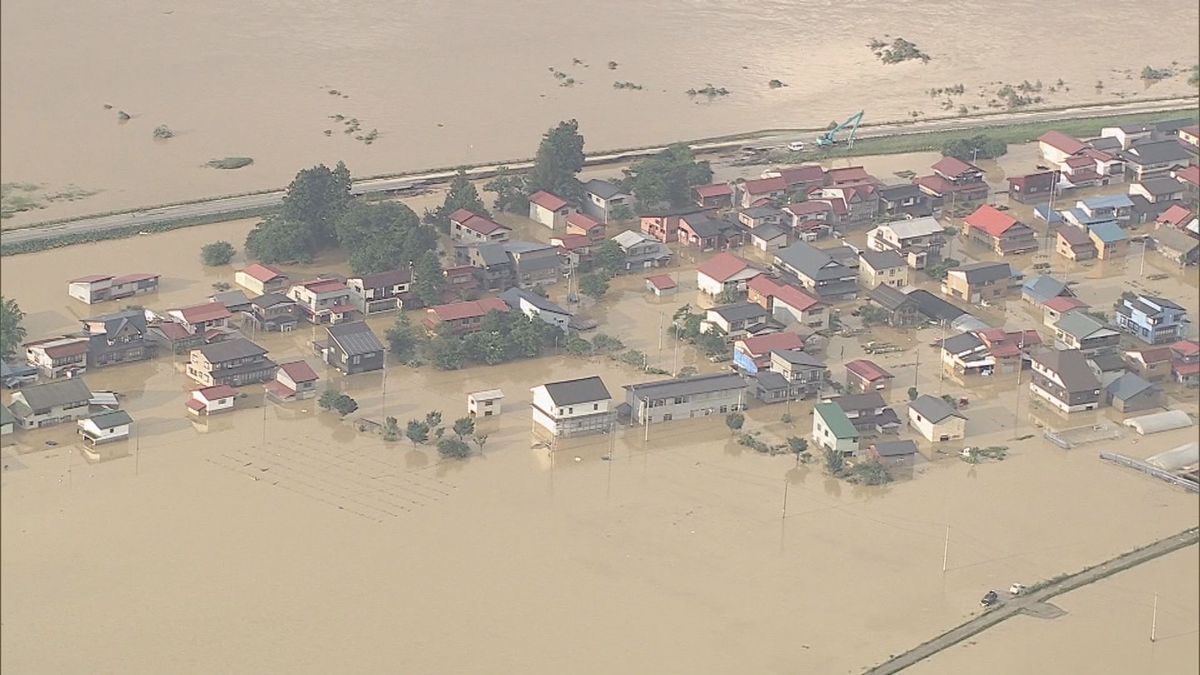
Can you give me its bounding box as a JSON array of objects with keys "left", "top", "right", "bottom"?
[
  {"left": 499, "top": 288, "right": 572, "bottom": 334},
  {"left": 695, "top": 252, "right": 762, "bottom": 297},
  {"left": 812, "top": 402, "right": 859, "bottom": 456},
  {"left": 77, "top": 410, "right": 132, "bottom": 446},
  {"left": 530, "top": 376, "right": 614, "bottom": 438},
  {"left": 467, "top": 389, "right": 504, "bottom": 418},
  {"left": 185, "top": 385, "right": 238, "bottom": 416},
  {"left": 907, "top": 395, "right": 967, "bottom": 442}
]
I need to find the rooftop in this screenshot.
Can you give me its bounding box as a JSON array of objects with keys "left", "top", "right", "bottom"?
[
  {"left": 624, "top": 373, "right": 747, "bottom": 399},
  {"left": 13, "top": 378, "right": 93, "bottom": 411},
  {"left": 528, "top": 190, "right": 569, "bottom": 211},
  {"left": 196, "top": 338, "right": 268, "bottom": 363},
  {"left": 964, "top": 205, "right": 1022, "bottom": 237},
  {"left": 1032, "top": 348, "right": 1100, "bottom": 392},
  {"left": 708, "top": 302, "right": 769, "bottom": 323},
  {"left": 500, "top": 288, "right": 570, "bottom": 316},
  {"left": 859, "top": 249, "right": 905, "bottom": 271},
  {"left": 845, "top": 358, "right": 893, "bottom": 382},
  {"left": 583, "top": 179, "right": 627, "bottom": 200},
  {"left": 814, "top": 402, "right": 858, "bottom": 439},
  {"left": 428, "top": 298, "right": 510, "bottom": 322},
  {"left": 86, "top": 409, "right": 133, "bottom": 430},
  {"left": 697, "top": 252, "right": 757, "bottom": 283},
  {"left": 908, "top": 395, "right": 964, "bottom": 424},
  {"left": 326, "top": 322, "right": 384, "bottom": 356},
  {"left": 1039, "top": 130, "right": 1087, "bottom": 155},
  {"left": 240, "top": 263, "right": 285, "bottom": 283},
  {"left": 278, "top": 360, "right": 319, "bottom": 383},
  {"left": 541, "top": 376, "right": 612, "bottom": 406},
  {"left": 738, "top": 332, "right": 804, "bottom": 356}
]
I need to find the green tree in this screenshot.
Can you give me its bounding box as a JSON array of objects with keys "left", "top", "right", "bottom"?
[
  {"left": 411, "top": 251, "right": 445, "bottom": 307},
  {"left": 382, "top": 417, "right": 400, "bottom": 442},
  {"left": 725, "top": 412, "right": 745, "bottom": 434},
  {"left": 907, "top": 386, "right": 919, "bottom": 401},
  {"left": 406, "top": 419, "right": 430, "bottom": 447},
  {"left": 579, "top": 272, "right": 610, "bottom": 299},
  {"left": 941, "top": 135, "right": 1007, "bottom": 162},
  {"left": 318, "top": 389, "right": 340, "bottom": 411},
  {"left": 335, "top": 201, "right": 434, "bottom": 275},
  {"left": 384, "top": 313, "right": 422, "bottom": 361},
  {"left": 852, "top": 461, "right": 893, "bottom": 485},
  {"left": 592, "top": 239, "right": 625, "bottom": 276},
  {"left": 484, "top": 167, "right": 529, "bottom": 214},
  {"left": 333, "top": 394, "right": 358, "bottom": 416},
  {"left": 823, "top": 448, "right": 845, "bottom": 475},
  {"left": 426, "top": 169, "right": 490, "bottom": 233},
  {"left": 716, "top": 287, "right": 741, "bottom": 304},
  {"left": 526, "top": 119, "right": 586, "bottom": 202},
  {"left": 431, "top": 335, "right": 465, "bottom": 370},
  {"left": 566, "top": 337, "right": 593, "bottom": 356},
  {"left": 787, "top": 437, "right": 809, "bottom": 461},
  {"left": 425, "top": 410, "right": 443, "bottom": 430},
  {"left": 200, "top": 241, "right": 235, "bottom": 266},
  {"left": 0, "top": 296, "right": 26, "bottom": 360},
  {"left": 621, "top": 143, "right": 713, "bottom": 208},
  {"left": 452, "top": 416, "right": 475, "bottom": 440},
  {"left": 245, "top": 215, "right": 316, "bottom": 264},
  {"left": 609, "top": 204, "right": 636, "bottom": 222},
  {"left": 437, "top": 437, "right": 472, "bottom": 459},
  {"left": 280, "top": 162, "right": 353, "bottom": 248},
  {"left": 472, "top": 433, "right": 489, "bottom": 453}
]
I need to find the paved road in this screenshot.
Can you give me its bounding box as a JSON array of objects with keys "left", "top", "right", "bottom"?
[
  {"left": 864, "top": 527, "right": 1200, "bottom": 674},
  {"left": 3, "top": 97, "right": 1195, "bottom": 248}
]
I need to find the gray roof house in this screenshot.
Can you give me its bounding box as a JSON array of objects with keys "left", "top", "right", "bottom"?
[
  {"left": 322, "top": 322, "right": 385, "bottom": 375},
  {"left": 1105, "top": 372, "right": 1163, "bottom": 413},
  {"left": 583, "top": 179, "right": 633, "bottom": 223},
  {"left": 500, "top": 288, "right": 572, "bottom": 333},
  {"left": 772, "top": 242, "right": 859, "bottom": 301},
  {"left": 531, "top": 375, "right": 616, "bottom": 438},
  {"left": 1029, "top": 348, "right": 1103, "bottom": 414},
  {"left": 7, "top": 378, "right": 93, "bottom": 430},
  {"left": 1021, "top": 275, "right": 1074, "bottom": 306},
  {"left": 1053, "top": 312, "right": 1121, "bottom": 353},
  {"left": 829, "top": 391, "right": 901, "bottom": 435},
  {"left": 703, "top": 303, "right": 774, "bottom": 338},
  {"left": 908, "top": 395, "right": 962, "bottom": 424},
  {"left": 624, "top": 373, "right": 747, "bottom": 425}
]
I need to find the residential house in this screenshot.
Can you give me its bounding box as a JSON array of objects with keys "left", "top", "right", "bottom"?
[
  {"left": 963, "top": 205, "right": 1038, "bottom": 255},
  {"left": 450, "top": 208, "right": 511, "bottom": 244},
  {"left": 1180, "top": 125, "right": 1200, "bottom": 149},
  {"left": 812, "top": 402, "right": 859, "bottom": 456},
  {"left": 582, "top": 179, "right": 632, "bottom": 223},
  {"left": 1114, "top": 294, "right": 1190, "bottom": 344},
  {"left": 1130, "top": 177, "right": 1186, "bottom": 204},
  {"left": 210, "top": 290, "right": 251, "bottom": 314},
  {"left": 746, "top": 275, "right": 827, "bottom": 329},
  {"left": 694, "top": 183, "right": 734, "bottom": 209},
  {"left": 677, "top": 212, "right": 745, "bottom": 251},
  {"left": 552, "top": 233, "right": 593, "bottom": 269},
  {"left": 845, "top": 359, "right": 894, "bottom": 394},
  {"left": 1175, "top": 165, "right": 1200, "bottom": 209},
  {"left": 185, "top": 384, "right": 237, "bottom": 416},
  {"left": 908, "top": 289, "right": 968, "bottom": 325},
  {"left": 77, "top": 410, "right": 132, "bottom": 447},
  {"left": 865, "top": 284, "right": 921, "bottom": 327},
  {"left": 639, "top": 206, "right": 710, "bottom": 243},
  {"left": 1101, "top": 118, "right": 1195, "bottom": 149},
  {"left": 235, "top": 264, "right": 289, "bottom": 296},
  {"left": 467, "top": 389, "right": 504, "bottom": 418},
  {"left": 346, "top": 269, "right": 411, "bottom": 315},
  {"left": 866, "top": 217, "right": 946, "bottom": 269},
  {"left": 624, "top": 373, "right": 747, "bottom": 425},
  {"left": 422, "top": 298, "right": 510, "bottom": 335},
  {"left": 917, "top": 156, "right": 989, "bottom": 212},
  {"left": 565, "top": 212, "right": 606, "bottom": 241},
  {"left": 1169, "top": 340, "right": 1200, "bottom": 387},
  {"left": 735, "top": 176, "right": 787, "bottom": 208},
  {"left": 6, "top": 378, "right": 92, "bottom": 429},
  {"left": 503, "top": 241, "right": 562, "bottom": 288},
  {"left": 696, "top": 252, "right": 762, "bottom": 297},
  {"left": 762, "top": 165, "right": 826, "bottom": 198},
  {"left": 1105, "top": 373, "right": 1163, "bottom": 414},
  {"left": 804, "top": 183, "right": 880, "bottom": 229},
  {"left": 702, "top": 303, "right": 773, "bottom": 339},
  {"left": 781, "top": 201, "right": 834, "bottom": 240},
  {"left": 1155, "top": 204, "right": 1194, "bottom": 230},
  {"left": 1021, "top": 275, "right": 1074, "bottom": 307},
  {"left": 1071, "top": 195, "right": 1134, "bottom": 225},
  {"left": 977, "top": 328, "right": 1043, "bottom": 375},
  {"left": 877, "top": 183, "right": 933, "bottom": 218},
  {"left": 737, "top": 206, "right": 784, "bottom": 229},
  {"left": 286, "top": 278, "right": 358, "bottom": 325},
  {"left": 186, "top": 338, "right": 277, "bottom": 387},
  {"left": 500, "top": 288, "right": 572, "bottom": 333},
  {"left": 1053, "top": 312, "right": 1120, "bottom": 354},
  {"left": 168, "top": 302, "right": 232, "bottom": 335},
  {"left": 941, "top": 261, "right": 1016, "bottom": 305},
  {"left": 1007, "top": 170, "right": 1059, "bottom": 204},
  {"left": 1055, "top": 225, "right": 1098, "bottom": 261},
  {"left": 528, "top": 190, "right": 571, "bottom": 229},
  {"left": 940, "top": 332, "right": 993, "bottom": 377},
  {"left": 24, "top": 335, "right": 89, "bottom": 379},
  {"left": 612, "top": 230, "right": 673, "bottom": 270},
  {"left": 1, "top": 360, "right": 38, "bottom": 389},
  {"left": 465, "top": 243, "right": 514, "bottom": 290},
  {"left": 1087, "top": 350, "right": 1128, "bottom": 389},
  {"left": 1, "top": 405, "right": 14, "bottom": 436},
  {"left": 828, "top": 392, "right": 900, "bottom": 436},
  {"left": 644, "top": 274, "right": 677, "bottom": 297},
  {"left": 247, "top": 293, "right": 300, "bottom": 333},
  {"left": 1087, "top": 222, "right": 1128, "bottom": 259},
  {"left": 907, "top": 395, "right": 967, "bottom": 443},
  {"left": 82, "top": 309, "right": 153, "bottom": 367},
  {"left": 267, "top": 360, "right": 320, "bottom": 401},
  {"left": 530, "top": 376, "right": 615, "bottom": 437},
  {"left": 316, "top": 322, "right": 384, "bottom": 375},
  {"left": 865, "top": 439, "right": 918, "bottom": 469},
  {"left": 732, "top": 332, "right": 804, "bottom": 375},
  {"left": 749, "top": 224, "right": 789, "bottom": 252},
  {"left": 1123, "top": 347, "right": 1174, "bottom": 383},
  {"left": 1042, "top": 297, "right": 1091, "bottom": 328},
  {"left": 858, "top": 249, "right": 908, "bottom": 289},
  {"left": 67, "top": 273, "right": 160, "bottom": 305},
  {"left": 1029, "top": 348, "right": 1102, "bottom": 414},
  {"left": 773, "top": 242, "right": 859, "bottom": 302},
  {"left": 1150, "top": 227, "right": 1200, "bottom": 266},
  {"left": 148, "top": 321, "right": 204, "bottom": 354},
  {"left": 1039, "top": 131, "right": 1088, "bottom": 165},
  {"left": 1121, "top": 140, "right": 1194, "bottom": 181},
  {"left": 767, "top": 349, "right": 829, "bottom": 398}
]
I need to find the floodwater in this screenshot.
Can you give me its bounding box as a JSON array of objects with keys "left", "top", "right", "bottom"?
[
  {"left": 3, "top": 0, "right": 1199, "bottom": 223},
  {"left": 3, "top": 195, "right": 1200, "bottom": 672}
]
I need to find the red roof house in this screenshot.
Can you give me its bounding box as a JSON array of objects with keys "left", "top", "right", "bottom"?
[
  {"left": 694, "top": 183, "right": 734, "bottom": 208},
  {"left": 565, "top": 212, "right": 606, "bottom": 240},
  {"left": 1156, "top": 204, "right": 1194, "bottom": 229},
  {"left": 964, "top": 205, "right": 1038, "bottom": 255},
  {"left": 423, "top": 298, "right": 510, "bottom": 334},
  {"left": 844, "top": 358, "right": 894, "bottom": 392},
  {"left": 1038, "top": 131, "right": 1087, "bottom": 160},
  {"left": 645, "top": 274, "right": 678, "bottom": 296},
  {"left": 696, "top": 252, "right": 761, "bottom": 295},
  {"left": 735, "top": 332, "right": 806, "bottom": 369},
  {"left": 450, "top": 208, "right": 511, "bottom": 242}
]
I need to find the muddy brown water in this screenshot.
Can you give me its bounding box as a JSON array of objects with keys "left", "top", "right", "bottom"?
[
  {"left": 3, "top": 190, "right": 1199, "bottom": 672},
  {"left": 3, "top": 0, "right": 1199, "bottom": 224}
]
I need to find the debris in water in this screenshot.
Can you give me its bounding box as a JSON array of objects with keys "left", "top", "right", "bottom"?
[{"left": 102, "top": 104, "right": 113, "bottom": 109}]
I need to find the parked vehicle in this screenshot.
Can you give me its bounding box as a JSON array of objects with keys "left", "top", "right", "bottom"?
[
  {"left": 787, "top": 141, "right": 806, "bottom": 152},
  {"left": 1009, "top": 583, "right": 1026, "bottom": 596},
  {"left": 980, "top": 590, "right": 999, "bottom": 607}
]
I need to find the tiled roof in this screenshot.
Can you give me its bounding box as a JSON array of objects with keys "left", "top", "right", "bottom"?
[
  {"left": 196, "top": 384, "right": 237, "bottom": 400},
  {"left": 175, "top": 302, "right": 232, "bottom": 324},
  {"left": 428, "top": 298, "right": 510, "bottom": 322},
  {"left": 528, "top": 190, "right": 569, "bottom": 211},
  {"left": 694, "top": 183, "right": 734, "bottom": 198},
  {"left": 566, "top": 212, "right": 603, "bottom": 231},
  {"left": 278, "top": 360, "right": 319, "bottom": 383},
  {"left": 964, "top": 205, "right": 1022, "bottom": 237},
  {"left": 240, "top": 263, "right": 285, "bottom": 283},
  {"left": 645, "top": 274, "right": 677, "bottom": 290},
  {"left": 738, "top": 332, "right": 804, "bottom": 356},
  {"left": 931, "top": 156, "right": 979, "bottom": 178},
  {"left": 696, "top": 252, "right": 755, "bottom": 283},
  {"left": 845, "top": 358, "right": 893, "bottom": 382},
  {"left": 1039, "top": 131, "right": 1087, "bottom": 155}
]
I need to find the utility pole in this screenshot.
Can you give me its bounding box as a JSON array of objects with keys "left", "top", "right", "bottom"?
[
  {"left": 781, "top": 478, "right": 789, "bottom": 519},
  {"left": 135, "top": 422, "right": 140, "bottom": 476},
  {"left": 1139, "top": 239, "right": 1147, "bottom": 278},
  {"left": 913, "top": 347, "right": 921, "bottom": 387},
  {"left": 1151, "top": 592, "right": 1159, "bottom": 642},
  {"left": 942, "top": 525, "right": 950, "bottom": 574},
  {"left": 1013, "top": 331, "right": 1026, "bottom": 434}
]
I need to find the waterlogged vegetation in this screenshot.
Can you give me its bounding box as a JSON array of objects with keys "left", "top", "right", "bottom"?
[
  {"left": 206, "top": 157, "right": 255, "bottom": 170},
  {"left": 686, "top": 84, "right": 730, "bottom": 99},
  {"left": 1, "top": 182, "right": 99, "bottom": 219},
  {"left": 868, "top": 36, "right": 931, "bottom": 64}
]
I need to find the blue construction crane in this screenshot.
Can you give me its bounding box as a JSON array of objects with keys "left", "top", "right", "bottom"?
[{"left": 815, "top": 111, "right": 864, "bottom": 148}]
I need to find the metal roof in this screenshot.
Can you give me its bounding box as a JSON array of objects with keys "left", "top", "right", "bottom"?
[
  {"left": 908, "top": 395, "right": 964, "bottom": 424},
  {"left": 814, "top": 402, "right": 858, "bottom": 439},
  {"left": 196, "top": 338, "right": 267, "bottom": 362},
  {"left": 624, "top": 373, "right": 747, "bottom": 400},
  {"left": 13, "top": 378, "right": 93, "bottom": 411},
  {"left": 500, "top": 288, "right": 570, "bottom": 317},
  {"left": 1106, "top": 372, "right": 1157, "bottom": 401},
  {"left": 709, "top": 302, "right": 769, "bottom": 322},
  {"left": 541, "top": 376, "right": 612, "bottom": 406},
  {"left": 326, "top": 322, "right": 384, "bottom": 356},
  {"left": 87, "top": 409, "right": 133, "bottom": 430}
]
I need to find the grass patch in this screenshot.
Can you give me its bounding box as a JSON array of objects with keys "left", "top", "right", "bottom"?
[
  {"left": 1, "top": 183, "right": 43, "bottom": 218},
  {"left": 206, "top": 157, "right": 254, "bottom": 170}
]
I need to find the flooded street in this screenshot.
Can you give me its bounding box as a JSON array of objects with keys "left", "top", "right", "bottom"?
[
  {"left": 3, "top": 0, "right": 1199, "bottom": 223},
  {"left": 3, "top": 175, "right": 1200, "bottom": 672}
]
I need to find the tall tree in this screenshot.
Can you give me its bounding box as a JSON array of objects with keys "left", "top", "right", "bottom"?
[
  {"left": 280, "top": 163, "right": 353, "bottom": 247},
  {"left": 335, "top": 201, "right": 433, "bottom": 274},
  {"left": 426, "top": 169, "right": 489, "bottom": 233},
  {"left": 621, "top": 143, "right": 713, "bottom": 208},
  {"left": 0, "top": 297, "right": 26, "bottom": 360},
  {"left": 410, "top": 251, "right": 445, "bottom": 307},
  {"left": 592, "top": 240, "right": 625, "bottom": 276},
  {"left": 384, "top": 313, "right": 422, "bottom": 361},
  {"left": 245, "top": 215, "right": 316, "bottom": 264},
  {"left": 484, "top": 167, "right": 530, "bottom": 214},
  {"left": 526, "top": 119, "right": 586, "bottom": 203}
]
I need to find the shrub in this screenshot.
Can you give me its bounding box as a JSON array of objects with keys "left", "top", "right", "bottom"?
[{"left": 200, "top": 240, "right": 235, "bottom": 266}]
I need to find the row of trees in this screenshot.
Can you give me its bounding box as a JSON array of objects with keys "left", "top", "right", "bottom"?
[
  {"left": 0, "top": 296, "right": 25, "bottom": 360},
  {"left": 669, "top": 305, "right": 727, "bottom": 356},
  {"left": 391, "top": 410, "right": 488, "bottom": 459},
  {"left": 384, "top": 310, "right": 562, "bottom": 371}
]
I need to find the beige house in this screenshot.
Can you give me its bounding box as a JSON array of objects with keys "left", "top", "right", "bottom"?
[
  {"left": 858, "top": 250, "right": 908, "bottom": 289},
  {"left": 907, "top": 395, "right": 966, "bottom": 442}
]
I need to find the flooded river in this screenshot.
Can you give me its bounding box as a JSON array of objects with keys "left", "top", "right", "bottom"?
[{"left": 3, "top": 0, "right": 1199, "bottom": 223}]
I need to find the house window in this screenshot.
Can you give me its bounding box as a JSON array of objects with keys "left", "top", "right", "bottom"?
[
  {"left": 719, "top": 405, "right": 727, "bottom": 413},
  {"left": 592, "top": 403, "right": 599, "bottom": 411},
  {"left": 352, "top": 356, "right": 360, "bottom": 365},
  {"left": 663, "top": 413, "right": 672, "bottom": 422}
]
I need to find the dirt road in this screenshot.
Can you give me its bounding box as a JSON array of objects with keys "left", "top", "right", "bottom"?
[
  {"left": 865, "top": 527, "right": 1200, "bottom": 674},
  {"left": 2, "top": 97, "right": 1194, "bottom": 249}
]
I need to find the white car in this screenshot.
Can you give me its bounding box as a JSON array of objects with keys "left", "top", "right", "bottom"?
[
  {"left": 1009, "top": 583, "right": 1026, "bottom": 595},
  {"left": 787, "top": 141, "right": 806, "bottom": 152}
]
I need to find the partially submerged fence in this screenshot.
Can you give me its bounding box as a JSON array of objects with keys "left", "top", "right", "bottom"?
[{"left": 1099, "top": 452, "right": 1199, "bottom": 494}]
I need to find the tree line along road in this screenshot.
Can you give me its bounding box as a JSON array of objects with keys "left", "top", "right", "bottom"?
[{"left": 2, "top": 97, "right": 1195, "bottom": 249}]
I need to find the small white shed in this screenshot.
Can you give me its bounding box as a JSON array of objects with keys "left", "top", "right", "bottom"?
[
  {"left": 78, "top": 410, "right": 132, "bottom": 446},
  {"left": 468, "top": 389, "right": 504, "bottom": 418}
]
